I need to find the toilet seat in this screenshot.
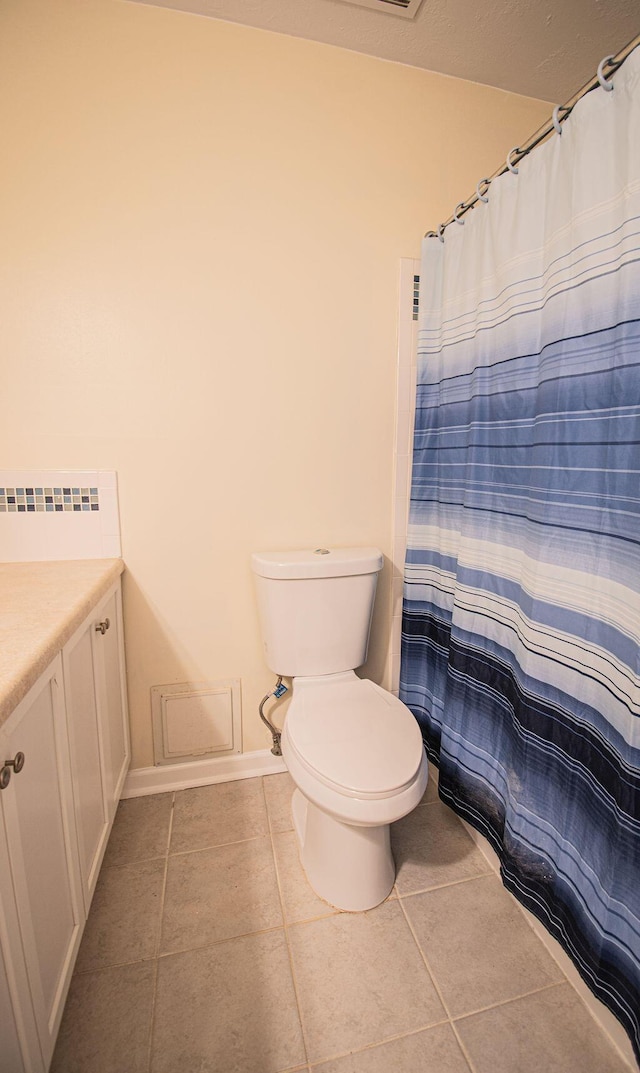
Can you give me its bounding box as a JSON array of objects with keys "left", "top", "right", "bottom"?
[{"left": 284, "top": 671, "right": 424, "bottom": 799}]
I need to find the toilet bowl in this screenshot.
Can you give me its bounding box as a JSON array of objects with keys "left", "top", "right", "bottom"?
[
  {"left": 251, "top": 546, "right": 428, "bottom": 912},
  {"left": 282, "top": 671, "right": 427, "bottom": 911}
]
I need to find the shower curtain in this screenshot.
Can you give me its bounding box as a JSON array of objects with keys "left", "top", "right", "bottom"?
[{"left": 400, "top": 47, "right": 640, "bottom": 1058}]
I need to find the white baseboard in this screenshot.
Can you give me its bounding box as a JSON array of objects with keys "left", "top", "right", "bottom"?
[
  {"left": 458, "top": 814, "right": 637, "bottom": 1070},
  {"left": 122, "top": 749, "right": 288, "bottom": 798}
]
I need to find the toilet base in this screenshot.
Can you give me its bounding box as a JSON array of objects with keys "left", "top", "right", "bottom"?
[{"left": 291, "top": 789, "right": 396, "bottom": 912}]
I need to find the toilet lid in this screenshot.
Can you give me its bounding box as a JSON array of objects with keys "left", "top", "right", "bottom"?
[{"left": 284, "top": 676, "right": 424, "bottom": 797}]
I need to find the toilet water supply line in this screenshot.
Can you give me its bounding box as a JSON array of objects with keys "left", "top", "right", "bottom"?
[{"left": 259, "top": 676, "right": 288, "bottom": 756}]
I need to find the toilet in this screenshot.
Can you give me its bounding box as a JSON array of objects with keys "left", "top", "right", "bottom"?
[{"left": 251, "top": 546, "right": 428, "bottom": 912}]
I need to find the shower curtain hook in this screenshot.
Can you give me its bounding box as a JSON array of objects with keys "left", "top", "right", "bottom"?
[
  {"left": 552, "top": 105, "right": 564, "bottom": 134},
  {"left": 476, "top": 178, "right": 490, "bottom": 203},
  {"left": 437, "top": 223, "right": 446, "bottom": 243},
  {"left": 597, "top": 55, "right": 615, "bottom": 91},
  {"left": 506, "top": 148, "right": 520, "bottom": 174},
  {"left": 453, "top": 202, "right": 466, "bottom": 225}
]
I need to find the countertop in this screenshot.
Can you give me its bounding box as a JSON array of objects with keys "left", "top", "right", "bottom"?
[{"left": 0, "top": 558, "right": 124, "bottom": 729}]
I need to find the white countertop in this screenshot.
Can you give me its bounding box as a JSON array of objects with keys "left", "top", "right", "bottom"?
[{"left": 0, "top": 559, "right": 124, "bottom": 729}]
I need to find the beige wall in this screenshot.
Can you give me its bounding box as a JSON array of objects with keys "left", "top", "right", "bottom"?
[{"left": 0, "top": 0, "right": 550, "bottom": 767}]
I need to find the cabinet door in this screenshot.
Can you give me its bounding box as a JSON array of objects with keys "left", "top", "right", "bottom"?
[
  {"left": 0, "top": 658, "right": 83, "bottom": 1069},
  {"left": 92, "top": 585, "right": 130, "bottom": 822},
  {"left": 63, "top": 622, "right": 109, "bottom": 911},
  {"left": 0, "top": 942, "right": 26, "bottom": 1073},
  {"left": 0, "top": 894, "right": 43, "bottom": 1073}
]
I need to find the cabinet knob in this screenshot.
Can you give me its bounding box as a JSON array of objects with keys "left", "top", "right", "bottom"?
[
  {"left": 95, "top": 618, "right": 110, "bottom": 635},
  {"left": 0, "top": 752, "right": 25, "bottom": 790}
]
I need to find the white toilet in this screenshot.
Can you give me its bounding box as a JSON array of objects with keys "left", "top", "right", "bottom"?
[{"left": 251, "top": 546, "right": 428, "bottom": 912}]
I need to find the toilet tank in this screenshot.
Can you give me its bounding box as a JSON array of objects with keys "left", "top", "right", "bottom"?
[{"left": 251, "top": 547, "right": 384, "bottom": 677}]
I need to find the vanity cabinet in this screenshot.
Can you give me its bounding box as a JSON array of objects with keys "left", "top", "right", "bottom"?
[
  {"left": 0, "top": 575, "right": 129, "bottom": 1072},
  {"left": 64, "top": 582, "right": 129, "bottom": 910},
  {"left": 0, "top": 939, "right": 31, "bottom": 1072},
  {"left": 93, "top": 587, "right": 129, "bottom": 821},
  {"left": 0, "top": 657, "right": 83, "bottom": 1072}
]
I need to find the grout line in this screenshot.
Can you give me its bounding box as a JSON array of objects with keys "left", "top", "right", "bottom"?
[
  {"left": 97, "top": 853, "right": 168, "bottom": 871},
  {"left": 306, "top": 1018, "right": 453, "bottom": 1069},
  {"left": 263, "top": 771, "right": 281, "bottom": 838},
  {"left": 280, "top": 905, "right": 342, "bottom": 926},
  {"left": 146, "top": 791, "right": 174, "bottom": 1073},
  {"left": 450, "top": 978, "right": 569, "bottom": 1024},
  {"left": 145, "top": 959, "right": 159, "bottom": 1073},
  {"left": 395, "top": 868, "right": 495, "bottom": 901},
  {"left": 397, "top": 895, "right": 454, "bottom": 1019},
  {"left": 72, "top": 952, "right": 160, "bottom": 977},
  {"left": 276, "top": 901, "right": 314, "bottom": 1063},
  {"left": 154, "top": 792, "right": 175, "bottom": 956},
  {"left": 156, "top": 921, "right": 287, "bottom": 961},
  {"left": 448, "top": 1018, "right": 479, "bottom": 1073},
  {"left": 167, "top": 831, "right": 268, "bottom": 857},
  {"left": 264, "top": 776, "right": 312, "bottom": 1069},
  {"left": 396, "top": 897, "right": 478, "bottom": 1073}
]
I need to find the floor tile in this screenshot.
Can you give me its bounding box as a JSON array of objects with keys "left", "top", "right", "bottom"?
[
  {"left": 102, "top": 792, "right": 173, "bottom": 867},
  {"left": 310, "top": 1023, "right": 471, "bottom": 1073},
  {"left": 171, "top": 776, "right": 269, "bottom": 852},
  {"left": 56, "top": 783, "right": 632, "bottom": 1073},
  {"left": 391, "top": 800, "right": 492, "bottom": 895},
  {"left": 151, "top": 929, "right": 306, "bottom": 1073},
  {"left": 455, "top": 982, "right": 632, "bottom": 1073},
  {"left": 51, "top": 960, "right": 155, "bottom": 1073},
  {"left": 273, "top": 830, "right": 338, "bottom": 924},
  {"left": 264, "top": 770, "right": 295, "bottom": 832},
  {"left": 403, "top": 875, "right": 564, "bottom": 1018},
  {"left": 420, "top": 762, "right": 440, "bottom": 805},
  {"left": 160, "top": 836, "right": 282, "bottom": 952},
  {"left": 75, "top": 859, "right": 165, "bottom": 973},
  {"left": 287, "top": 900, "right": 445, "bottom": 1063}
]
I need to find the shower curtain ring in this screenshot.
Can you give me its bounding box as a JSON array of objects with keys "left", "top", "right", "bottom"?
[
  {"left": 597, "top": 55, "right": 615, "bottom": 91},
  {"left": 506, "top": 147, "right": 520, "bottom": 174},
  {"left": 476, "top": 177, "right": 490, "bottom": 203},
  {"left": 453, "top": 202, "right": 466, "bottom": 225},
  {"left": 437, "top": 223, "right": 446, "bottom": 243},
  {"left": 552, "top": 105, "right": 564, "bottom": 134}
]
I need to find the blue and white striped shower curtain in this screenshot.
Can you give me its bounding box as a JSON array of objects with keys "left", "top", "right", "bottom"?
[{"left": 400, "top": 47, "right": 640, "bottom": 1058}]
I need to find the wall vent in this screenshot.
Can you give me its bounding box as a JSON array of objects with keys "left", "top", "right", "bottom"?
[
  {"left": 336, "top": 0, "right": 424, "bottom": 18},
  {"left": 151, "top": 680, "right": 242, "bottom": 765}
]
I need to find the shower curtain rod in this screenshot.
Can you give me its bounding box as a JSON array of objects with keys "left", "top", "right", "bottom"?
[{"left": 425, "top": 31, "right": 640, "bottom": 239}]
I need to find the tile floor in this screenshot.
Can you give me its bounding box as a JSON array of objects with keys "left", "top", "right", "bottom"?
[{"left": 52, "top": 769, "right": 633, "bottom": 1073}]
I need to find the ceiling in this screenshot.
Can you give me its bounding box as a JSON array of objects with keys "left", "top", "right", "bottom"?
[{"left": 130, "top": 0, "right": 638, "bottom": 103}]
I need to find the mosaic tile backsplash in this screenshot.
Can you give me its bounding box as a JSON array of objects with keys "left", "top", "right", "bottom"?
[
  {"left": 0, "top": 487, "right": 100, "bottom": 513},
  {"left": 0, "top": 469, "right": 120, "bottom": 561}
]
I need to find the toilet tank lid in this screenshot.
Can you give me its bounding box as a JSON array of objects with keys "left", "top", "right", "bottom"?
[{"left": 251, "top": 547, "right": 383, "bottom": 580}]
